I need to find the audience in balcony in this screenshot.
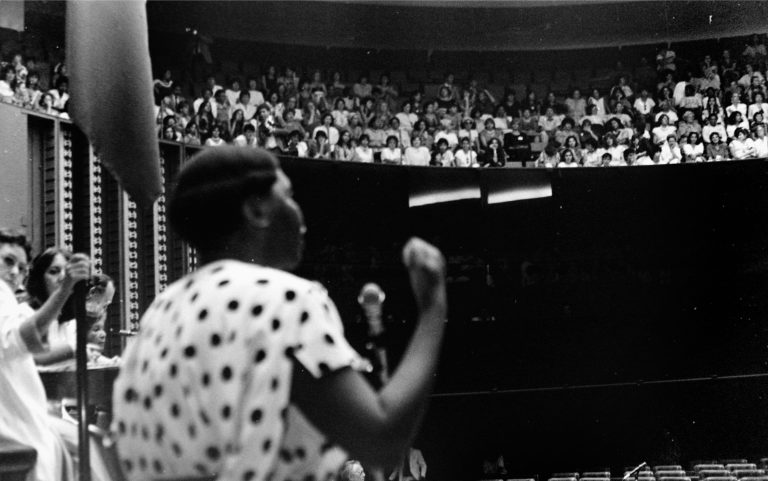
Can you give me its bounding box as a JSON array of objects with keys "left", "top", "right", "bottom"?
[{"left": 7, "top": 33, "right": 768, "bottom": 167}]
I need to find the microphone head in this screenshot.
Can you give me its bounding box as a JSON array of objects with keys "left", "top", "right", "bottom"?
[{"left": 358, "top": 283, "right": 385, "bottom": 307}]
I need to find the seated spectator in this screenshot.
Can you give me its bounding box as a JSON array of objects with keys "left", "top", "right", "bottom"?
[
  {"left": 726, "top": 110, "right": 750, "bottom": 139},
  {"left": 682, "top": 131, "right": 706, "bottom": 162},
  {"left": 605, "top": 117, "right": 633, "bottom": 145},
  {"left": 183, "top": 122, "right": 201, "bottom": 146},
  {"left": 737, "top": 63, "right": 762, "bottom": 90},
  {"left": 175, "top": 100, "right": 192, "bottom": 130},
  {"left": 352, "top": 134, "right": 374, "bottom": 163},
  {"left": 562, "top": 135, "right": 583, "bottom": 164},
  {"left": 503, "top": 120, "right": 531, "bottom": 162},
  {"left": 542, "top": 91, "right": 565, "bottom": 116},
  {"left": 224, "top": 77, "right": 242, "bottom": 108},
  {"left": 633, "top": 88, "right": 656, "bottom": 123},
  {"left": 433, "top": 138, "right": 455, "bottom": 167},
  {"left": 204, "top": 124, "right": 226, "bottom": 147},
  {"left": 557, "top": 148, "right": 578, "bottom": 168},
  {"left": 328, "top": 71, "right": 346, "bottom": 99},
  {"left": 454, "top": 137, "right": 479, "bottom": 167},
  {"left": 588, "top": 88, "right": 608, "bottom": 117},
  {"left": 375, "top": 73, "right": 398, "bottom": 111},
  {"left": 229, "top": 109, "right": 246, "bottom": 140},
  {"left": 656, "top": 43, "right": 677, "bottom": 72},
  {"left": 679, "top": 84, "right": 703, "bottom": 118},
  {"left": 725, "top": 92, "right": 748, "bottom": 118},
  {"left": 577, "top": 120, "right": 597, "bottom": 150},
  {"left": 699, "top": 65, "right": 721, "bottom": 94},
  {"left": 380, "top": 135, "right": 403, "bottom": 165},
  {"left": 658, "top": 134, "right": 682, "bottom": 163},
  {"left": 37, "top": 92, "right": 57, "bottom": 116},
  {"left": 581, "top": 138, "right": 602, "bottom": 167},
  {"left": 702, "top": 87, "right": 723, "bottom": 122},
  {"left": 746, "top": 73, "right": 766, "bottom": 104},
  {"left": 283, "top": 129, "right": 309, "bottom": 158},
  {"left": 441, "top": 72, "right": 461, "bottom": 100},
  {"left": 385, "top": 117, "right": 410, "bottom": 149},
  {"left": 419, "top": 101, "right": 437, "bottom": 135},
  {"left": 253, "top": 106, "right": 280, "bottom": 150},
  {"left": 301, "top": 100, "right": 319, "bottom": 132},
  {"left": 48, "top": 77, "right": 69, "bottom": 111},
  {"left": 434, "top": 122, "right": 459, "bottom": 150},
  {"left": 583, "top": 104, "right": 605, "bottom": 128},
  {"left": 313, "top": 113, "right": 340, "bottom": 146},
  {"left": 751, "top": 111, "right": 768, "bottom": 132},
  {"left": 161, "top": 125, "right": 181, "bottom": 142},
  {"left": 396, "top": 101, "right": 418, "bottom": 132},
  {"left": 233, "top": 91, "right": 256, "bottom": 121},
  {"left": 538, "top": 107, "right": 563, "bottom": 142},
  {"left": 554, "top": 117, "right": 579, "bottom": 147},
  {"left": 655, "top": 100, "right": 679, "bottom": 124},
  {"left": 347, "top": 112, "right": 364, "bottom": 142},
  {"left": 565, "top": 88, "right": 587, "bottom": 123},
  {"left": 729, "top": 127, "right": 757, "bottom": 159},
  {"left": 703, "top": 114, "right": 727, "bottom": 144},
  {"left": 752, "top": 124, "right": 768, "bottom": 158},
  {"left": 479, "top": 137, "right": 506, "bottom": 167},
  {"left": 748, "top": 91, "right": 768, "bottom": 121},
  {"left": 309, "top": 129, "right": 333, "bottom": 159},
  {"left": 233, "top": 123, "right": 258, "bottom": 148},
  {"left": 458, "top": 118, "right": 480, "bottom": 149},
  {"left": 479, "top": 118, "right": 502, "bottom": 152},
  {"left": 279, "top": 109, "right": 305, "bottom": 139},
  {"left": 309, "top": 70, "right": 327, "bottom": 97},
  {"left": 352, "top": 75, "right": 373, "bottom": 99},
  {"left": 333, "top": 130, "right": 355, "bottom": 161},
  {"left": 364, "top": 117, "right": 388, "bottom": 152},
  {"left": 436, "top": 85, "right": 456, "bottom": 114},
  {"left": 500, "top": 90, "right": 519, "bottom": 118},
  {"left": 153, "top": 68, "right": 174, "bottom": 106},
  {"left": 411, "top": 119, "right": 434, "bottom": 151},
  {"left": 652, "top": 114, "right": 677, "bottom": 144},
  {"left": 742, "top": 33, "right": 767, "bottom": 64},
  {"left": 628, "top": 133, "right": 656, "bottom": 158},
  {"left": 535, "top": 143, "right": 560, "bottom": 168},
  {"left": 677, "top": 110, "right": 702, "bottom": 140},
  {"left": 194, "top": 100, "right": 214, "bottom": 140},
  {"left": 491, "top": 105, "right": 509, "bottom": 131},
  {"left": 520, "top": 90, "right": 541, "bottom": 116},
  {"left": 706, "top": 132, "right": 729, "bottom": 160},
  {"left": 519, "top": 108, "right": 540, "bottom": 138},
  {"left": 601, "top": 133, "right": 627, "bottom": 162},
  {"left": 403, "top": 136, "right": 431, "bottom": 166},
  {"left": 246, "top": 77, "right": 265, "bottom": 107},
  {"left": 193, "top": 88, "right": 214, "bottom": 117},
  {"left": 213, "top": 89, "right": 232, "bottom": 126}
]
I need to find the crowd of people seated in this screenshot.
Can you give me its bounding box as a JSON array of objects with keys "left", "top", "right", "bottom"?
[{"left": 4, "top": 34, "right": 768, "bottom": 167}]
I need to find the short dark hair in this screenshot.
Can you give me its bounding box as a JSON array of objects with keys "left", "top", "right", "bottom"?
[
  {"left": 243, "top": 124, "right": 256, "bottom": 133},
  {"left": 168, "top": 147, "right": 279, "bottom": 251},
  {"left": 0, "top": 229, "right": 32, "bottom": 262}
]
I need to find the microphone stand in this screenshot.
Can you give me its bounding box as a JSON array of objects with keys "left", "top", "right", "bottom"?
[{"left": 74, "top": 280, "right": 91, "bottom": 481}]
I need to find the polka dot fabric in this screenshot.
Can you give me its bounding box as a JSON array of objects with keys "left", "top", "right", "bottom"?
[{"left": 113, "top": 261, "right": 366, "bottom": 481}]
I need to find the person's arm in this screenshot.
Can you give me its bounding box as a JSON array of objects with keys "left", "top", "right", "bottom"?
[
  {"left": 19, "top": 254, "right": 90, "bottom": 354},
  {"left": 292, "top": 238, "right": 446, "bottom": 470}
]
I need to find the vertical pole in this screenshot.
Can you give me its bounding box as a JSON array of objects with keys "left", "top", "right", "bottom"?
[{"left": 74, "top": 281, "right": 91, "bottom": 481}]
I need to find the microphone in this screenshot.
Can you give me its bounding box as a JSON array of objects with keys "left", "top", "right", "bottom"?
[
  {"left": 623, "top": 462, "right": 648, "bottom": 481},
  {"left": 358, "top": 283, "right": 389, "bottom": 385}
]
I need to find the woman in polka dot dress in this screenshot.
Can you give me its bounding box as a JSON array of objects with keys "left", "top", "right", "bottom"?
[{"left": 112, "top": 147, "right": 448, "bottom": 481}]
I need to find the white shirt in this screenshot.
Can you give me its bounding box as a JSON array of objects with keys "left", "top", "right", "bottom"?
[
  {"left": 312, "top": 126, "right": 340, "bottom": 146},
  {"left": 702, "top": 124, "right": 727, "bottom": 144},
  {"left": 233, "top": 135, "right": 259, "bottom": 148},
  {"left": 113, "top": 261, "right": 364, "bottom": 481},
  {"left": 403, "top": 146, "right": 431, "bottom": 166},
  {"left": 353, "top": 146, "right": 374, "bottom": 163},
  {"left": 652, "top": 125, "right": 677, "bottom": 144},
  {"left": 434, "top": 131, "right": 459, "bottom": 149},
  {"left": 633, "top": 97, "right": 656, "bottom": 115},
  {"left": 233, "top": 103, "right": 256, "bottom": 121},
  {"left": 754, "top": 136, "right": 768, "bottom": 158},
  {"left": 582, "top": 150, "right": 602, "bottom": 167},
  {"left": 224, "top": 89, "right": 241, "bottom": 108},
  {"left": 396, "top": 112, "right": 418, "bottom": 132},
  {"left": 0, "top": 282, "right": 71, "bottom": 481},
  {"left": 380, "top": 147, "right": 403, "bottom": 164},
  {"left": 658, "top": 142, "right": 682, "bottom": 164},
  {"left": 454, "top": 149, "right": 478, "bottom": 167},
  {"left": 730, "top": 138, "right": 757, "bottom": 160},
  {"left": 249, "top": 90, "right": 265, "bottom": 107}
]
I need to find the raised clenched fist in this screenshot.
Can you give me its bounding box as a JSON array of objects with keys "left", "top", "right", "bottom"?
[{"left": 402, "top": 237, "right": 446, "bottom": 312}]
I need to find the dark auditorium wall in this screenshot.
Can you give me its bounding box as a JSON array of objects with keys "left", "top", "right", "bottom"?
[{"left": 281, "top": 158, "right": 768, "bottom": 478}]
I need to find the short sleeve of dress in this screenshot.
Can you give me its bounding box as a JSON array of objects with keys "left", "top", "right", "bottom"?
[{"left": 292, "top": 283, "right": 367, "bottom": 379}]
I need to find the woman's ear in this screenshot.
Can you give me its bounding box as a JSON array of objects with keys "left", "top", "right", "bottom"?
[{"left": 242, "top": 194, "right": 273, "bottom": 229}]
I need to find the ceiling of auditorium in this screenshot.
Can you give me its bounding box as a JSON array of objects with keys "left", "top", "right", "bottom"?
[{"left": 144, "top": 1, "right": 768, "bottom": 51}]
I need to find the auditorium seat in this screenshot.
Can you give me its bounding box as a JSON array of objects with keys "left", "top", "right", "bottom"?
[
  {"left": 699, "top": 470, "right": 731, "bottom": 478},
  {"left": 658, "top": 476, "right": 692, "bottom": 481},
  {"left": 696, "top": 465, "right": 727, "bottom": 472},
  {"left": 733, "top": 471, "right": 764, "bottom": 478},
  {"left": 582, "top": 471, "right": 611, "bottom": 477},
  {"left": 553, "top": 473, "right": 579, "bottom": 478},
  {"left": 723, "top": 461, "right": 750, "bottom": 467},
  {"left": 549, "top": 476, "right": 578, "bottom": 481},
  {"left": 700, "top": 476, "right": 736, "bottom": 481},
  {"left": 581, "top": 476, "right": 610, "bottom": 481},
  {"left": 656, "top": 466, "right": 684, "bottom": 472},
  {"left": 738, "top": 476, "right": 768, "bottom": 481},
  {"left": 727, "top": 465, "right": 758, "bottom": 472},
  {"left": 657, "top": 471, "right": 688, "bottom": 477}
]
